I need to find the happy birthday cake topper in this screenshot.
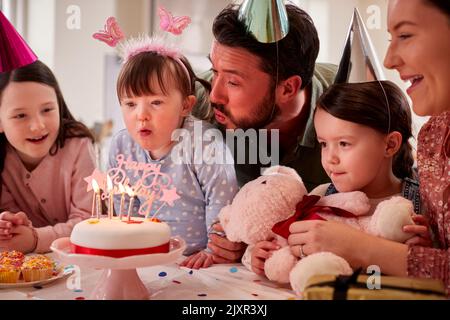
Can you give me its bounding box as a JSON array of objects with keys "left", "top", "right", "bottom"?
[{"left": 83, "top": 154, "right": 180, "bottom": 221}]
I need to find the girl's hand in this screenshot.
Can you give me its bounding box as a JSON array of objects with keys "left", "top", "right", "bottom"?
[
  {"left": 0, "top": 212, "right": 31, "bottom": 240},
  {"left": 0, "top": 225, "right": 37, "bottom": 253},
  {"left": 180, "top": 250, "right": 214, "bottom": 269},
  {"left": 251, "top": 239, "right": 280, "bottom": 276},
  {"left": 403, "top": 214, "right": 433, "bottom": 247}
]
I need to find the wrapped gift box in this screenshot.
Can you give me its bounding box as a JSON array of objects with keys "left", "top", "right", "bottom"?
[{"left": 303, "top": 273, "right": 447, "bottom": 300}]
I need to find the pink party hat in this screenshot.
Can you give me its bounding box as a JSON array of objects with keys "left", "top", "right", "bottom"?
[{"left": 0, "top": 10, "right": 37, "bottom": 72}]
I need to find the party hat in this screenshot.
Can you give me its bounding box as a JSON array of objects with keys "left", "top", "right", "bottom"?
[
  {"left": 0, "top": 10, "right": 37, "bottom": 73},
  {"left": 334, "top": 8, "right": 385, "bottom": 84},
  {"left": 239, "top": 0, "right": 289, "bottom": 43}
]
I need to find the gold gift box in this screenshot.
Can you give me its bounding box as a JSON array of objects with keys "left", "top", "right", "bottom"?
[{"left": 303, "top": 274, "right": 447, "bottom": 300}]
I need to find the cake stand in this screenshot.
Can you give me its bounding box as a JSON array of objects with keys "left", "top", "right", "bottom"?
[{"left": 50, "top": 237, "right": 186, "bottom": 300}]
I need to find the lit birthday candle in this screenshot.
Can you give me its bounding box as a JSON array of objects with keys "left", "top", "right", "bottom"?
[
  {"left": 118, "top": 183, "right": 126, "bottom": 220},
  {"left": 107, "top": 175, "right": 114, "bottom": 219},
  {"left": 125, "top": 185, "right": 135, "bottom": 222},
  {"left": 144, "top": 192, "right": 156, "bottom": 220},
  {"left": 92, "top": 179, "right": 101, "bottom": 219}
]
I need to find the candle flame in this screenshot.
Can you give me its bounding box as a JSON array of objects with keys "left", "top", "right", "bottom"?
[
  {"left": 92, "top": 179, "right": 100, "bottom": 193},
  {"left": 125, "top": 185, "right": 135, "bottom": 197},
  {"left": 118, "top": 183, "right": 126, "bottom": 193}
]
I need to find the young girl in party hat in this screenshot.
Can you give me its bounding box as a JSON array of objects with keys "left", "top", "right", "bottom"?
[
  {"left": 94, "top": 13, "right": 238, "bottom": 269},
  {"left": 0, "top": 60, "right": 96, "bottom": 253}
]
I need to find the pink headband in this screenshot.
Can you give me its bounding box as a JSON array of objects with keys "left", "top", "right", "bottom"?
[
  {"left": 93, "top": 7, "right": 192, "bottom": 88},
  {"left": 118, "top": 36, "right": 192, "bottom": 88}
]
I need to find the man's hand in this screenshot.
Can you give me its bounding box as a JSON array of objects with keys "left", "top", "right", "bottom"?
[
  {"left": 207, "top": 223, "right": 247, "bottom": 264},
  {"left": 180, "top": 251, "right": 214, "bottom": 269}
]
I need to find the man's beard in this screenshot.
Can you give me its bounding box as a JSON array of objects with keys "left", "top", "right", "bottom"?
[{"left": 212, "top": 89, "right": 278, "bottom": 130}]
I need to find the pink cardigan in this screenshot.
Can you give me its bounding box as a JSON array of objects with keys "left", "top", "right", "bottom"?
[{"left": 1, "top": 137, "right": 96, "bottom": 253}]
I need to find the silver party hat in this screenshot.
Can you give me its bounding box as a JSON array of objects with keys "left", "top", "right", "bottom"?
[
  {"left": 334, "top": 8, "right": 385, "bottom": 83},
  {"left": 238, "top": 0, "right": 289, "bottom": 43}
]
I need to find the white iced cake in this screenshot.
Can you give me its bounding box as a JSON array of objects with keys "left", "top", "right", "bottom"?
[{"left": 70, "top": 217, "right": 171, "bottom": 258}]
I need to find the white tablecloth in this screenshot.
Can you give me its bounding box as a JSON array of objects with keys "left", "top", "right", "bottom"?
[{"left": 0, "top": 253, "right": 297, "bottom": 300}]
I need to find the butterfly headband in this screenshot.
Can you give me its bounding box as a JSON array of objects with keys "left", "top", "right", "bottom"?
[{"left": 93, "top": 7, "right": 192, "bottom": 87}]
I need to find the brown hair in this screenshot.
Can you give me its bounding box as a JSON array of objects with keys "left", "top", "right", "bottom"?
[
  {"left": 316, "top": 81, "right": 414, "bottom": 179},
  {"left": 0, "top": 60, "right": 94, "bottom": 197},
  {"left": 117, "top": 52, "right": 210, "bottom": 101},
  {"left": 424, "top": 0, "right": 450, "bottom": 17},
  {"left": 212, "top": 4, "right": 319, "bottom": 89}
]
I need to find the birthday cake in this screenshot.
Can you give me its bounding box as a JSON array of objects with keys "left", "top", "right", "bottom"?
[{"left": 70, "top": 217, "right": 171, "bottom": 258}]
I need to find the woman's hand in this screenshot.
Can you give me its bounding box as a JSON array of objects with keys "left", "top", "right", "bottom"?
[
  {"left": 250, "top": 239, "right": 280, "bottom": 276},
  {"left": 403, "top": 214, "right": 433, "bottom": 247},
  {"left": 288, "top": 220, "right": 370, "bottom": 268}
]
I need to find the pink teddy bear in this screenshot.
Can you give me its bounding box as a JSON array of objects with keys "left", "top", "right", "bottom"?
[{"left": 218, "top": 166, "right": 415, "bottom": 295}]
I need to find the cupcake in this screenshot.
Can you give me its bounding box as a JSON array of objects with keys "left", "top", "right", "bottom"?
[
  {"left": 0, "top": 250, "right": 25, "bottom": 266},
  {"left": 21, "top": 255, "right": 55, "bottom": 282},
  {"left": 0, "top": 250, "right": 25, "bottom": 261},
  {"left": 0, "top": 257, "right": 23, "bottom": 268},
  {"left": 0, "top": 265, "right": 21, "bottom": 283}
]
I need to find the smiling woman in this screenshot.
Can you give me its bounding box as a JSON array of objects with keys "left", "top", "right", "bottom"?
[
  {"left": 384, "top": 0, "right": 450, "bottom": 295},
  {"left": 384, "top": 0, "right": 450, "bottom": 116}
]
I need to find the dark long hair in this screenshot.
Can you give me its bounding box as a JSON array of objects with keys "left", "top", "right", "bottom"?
[
  {"left": 0, "top": 60, "right": 94, "bottom": 196},
  {"left": 212, "top": 4, "right": 319, "bottom": 90},
  {"left": 317, "top": 81, "right": 414, "bottom": 179}
]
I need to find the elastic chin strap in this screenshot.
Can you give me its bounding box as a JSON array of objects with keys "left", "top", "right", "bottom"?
[
  {"left": 377, "top": 80, "right": 391, "bottom": 134},
  {"left": 257, "top": 42, "right": 280, "bottom": 130}
]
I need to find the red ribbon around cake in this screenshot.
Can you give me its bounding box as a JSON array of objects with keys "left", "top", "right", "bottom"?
[
  {"left": 271, "top": 195, "right": 358, "bottom": 239},
  {"left": 71, "top": 242, "right": 170, "bottom": 258}
]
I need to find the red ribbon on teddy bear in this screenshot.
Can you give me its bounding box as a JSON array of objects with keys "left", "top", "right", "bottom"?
[{"left": 272, "top": 195, "right": 358, "bottom": 239}]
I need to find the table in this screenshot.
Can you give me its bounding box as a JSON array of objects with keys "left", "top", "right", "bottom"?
[{"left": 0, "top": 253, "right": 297, "bottom": 300}]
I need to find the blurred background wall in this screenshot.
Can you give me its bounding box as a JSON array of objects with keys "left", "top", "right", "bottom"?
[{"left": 1, "top": 0, "right": 426, "bottom": 168}]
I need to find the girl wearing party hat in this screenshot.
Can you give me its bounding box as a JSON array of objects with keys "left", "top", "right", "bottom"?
[
  {"left": 0, "top": 12, "right": 96, "bottom": 254},
  {"left": 0, "top": 60, "right": 96, "bottom": 254}
]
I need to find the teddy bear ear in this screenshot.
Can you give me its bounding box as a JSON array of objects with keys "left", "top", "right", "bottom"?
[{"left": 262, "top": 165, "right": 303, "bottom": 183}]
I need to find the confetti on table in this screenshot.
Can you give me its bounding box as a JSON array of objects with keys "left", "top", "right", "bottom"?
[
  {"left": 172, "top": 280, "right": 181, "bottom": 284},
  {"left": 197, "top": 293, "right": 207, "bottom": 297},
  {"left": 74, "top": 289, "right": 83, "bottom": 293},
  {"left": 188, "top": 270, "right": 193, "bottom": 275},
  {"left": 253, "top": 279, "right": 261, "bottom": 283},
  {"left": 252, "top": 293, "right": 259, "bottom": 297},
  {"left": 229, "top": 267, "right": 238, "bottom": 273},
  {"left": 158, "top": 271, "right": 167, "bottom": 277},
  {"left": 75, "top": 296, "right": 86, "bottom": 300}
]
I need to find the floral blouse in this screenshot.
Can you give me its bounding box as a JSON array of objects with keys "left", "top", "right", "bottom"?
[{"left": 407, "top": 111, "right": 450, "bottom": 294}]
